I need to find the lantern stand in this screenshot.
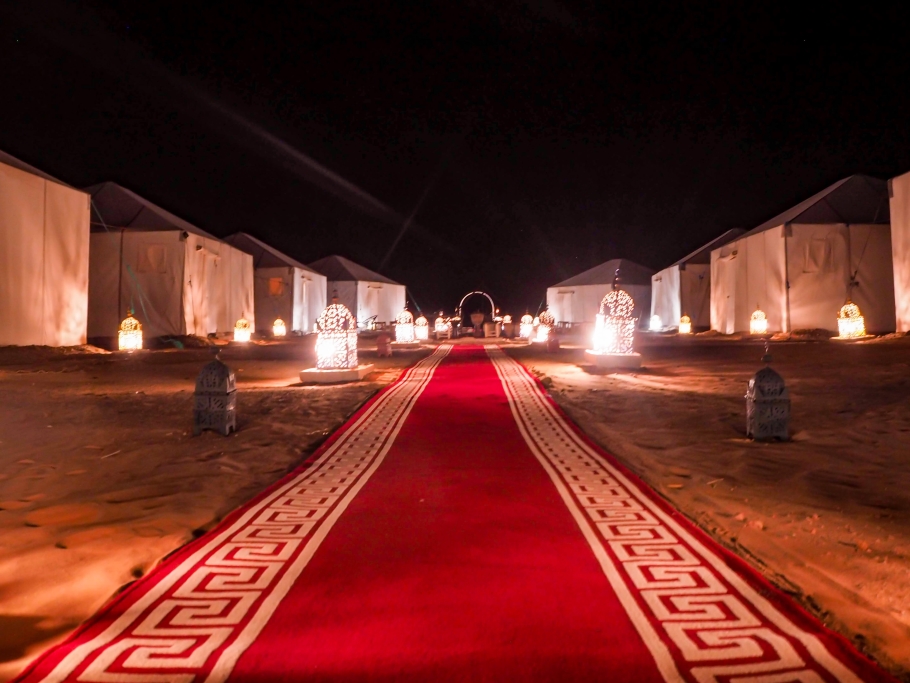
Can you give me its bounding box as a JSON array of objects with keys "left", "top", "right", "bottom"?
[
  {"left": 832, "top": 300, "right": 872, "bottom": 341},
  {"left": 299, "top": 295, "right": 374, "bottom": 383},
  {"left": 745, "top": 342, "right": 790, "bottom": 441},
  {"left": 391, "top": 308, "right": 421, "bottom": 350},
  {"left": 530, "top": 309, "right": 555, "bottom": 346},
  {"left": 584, "top": 286, "right": 642, "bottom": 369},
  {"left": 193, "top": 346, "right": 237, "bottom": 436}
]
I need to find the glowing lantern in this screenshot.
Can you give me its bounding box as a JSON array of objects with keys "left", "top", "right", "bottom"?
[
  {"left": 535, "top": 310, "right": 555, "bottom": 342},
  {"left": 837, "top": 301, "right": 866, "bottom": 338},
  {"left": 749, "top": 307, "right": 768, "bottom": 335},
  {"left": 519, "top": 314, "right": 534, "bottom": 339},
  {"left": 592, "top": 289, "right": 636, "bottom": 355},
  {"left": 272, "top": 318, "right": 287, "bottom": 337},
  {"left": 678, "top": 314, "right": 692, "bottom": 335},
  {"left": 503, "top": 314, "right": 512, "bottom": 323},
  {"left": 233, "top": 318, "right": 252, "bottom": 342},
  {"left": 118, "top": 313, "right": 142, "bottom": 351},
  {"left": 650, "top": 314, "right": 662, "bottom": 331},
  {"left": 415, "top": 315, "right": 429, "bottom": 340},
  {"left": 316, "top": 300, "right": 357, "bottom": 369},
  {"left": 396, "top": 309, "right": 415, "bottom": 342}
]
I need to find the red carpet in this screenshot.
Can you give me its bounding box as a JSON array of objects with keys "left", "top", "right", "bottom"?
[{"left": 16, "top": 345, "right": 896, "bottom": 682}]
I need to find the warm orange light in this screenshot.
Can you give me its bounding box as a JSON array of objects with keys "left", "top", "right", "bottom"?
[
  {"left": 272, "top": 318, "right": 287, "bottom": 337},
  {"left": 234, "top": 318, "right": 252, "bottom": 342},
  {"left": 118, "top": 314, "right": 142, "bottom": 351}
]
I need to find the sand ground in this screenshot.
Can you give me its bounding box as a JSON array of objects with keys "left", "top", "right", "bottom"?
[
  {"left": 508, "top": 332, "right": 910, "bottom": 680},
  {"left": 1, "top": 333, "right": 909, "bottom": 680}
]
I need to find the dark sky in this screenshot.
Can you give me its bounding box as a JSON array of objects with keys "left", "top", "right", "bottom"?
[{"left": 3, "top": 1, "right": 910, "bottom": 315}]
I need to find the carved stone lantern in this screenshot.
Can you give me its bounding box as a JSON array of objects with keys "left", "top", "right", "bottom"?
[
  {"left": 745, "top": 344, "right": 790, "bottom": 441},
  {"left": 193, "top": 349, "right": 237, "bottom": 436}
]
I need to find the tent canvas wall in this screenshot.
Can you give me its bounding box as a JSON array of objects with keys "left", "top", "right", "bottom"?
[
  {"left": 308, "top": 255, "right": 405, "bottom": 327},
  {"left": 888, "top": 170, "right": 910, "bottom": 332},
  {"left": 87, "top": 183, "right": 254, "bottom": 340},
  {"left": 651, "top": 229, "right": 745, "bottom": 330},
  {"left": 547, "top": 258, "right": 654, "bottom": 328},
  {"left": 225, "top": 232, "right": 327, "bottom": 334},
  {"left": 0, "top": 150, "right": 90, "bottom": 346},
  {"left": 710, "top": 175, "right": 894, "bottom": 334}
]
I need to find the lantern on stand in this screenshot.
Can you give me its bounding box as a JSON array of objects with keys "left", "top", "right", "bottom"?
[
  {"left": 584, "top": 288, "right": 641, "bottom": 369},
  {"left": 519, "top": 313, "right": 534, "bottom": 339},
  {"left": 193, "top": 348, "right": 237, "bottom": 437},
  {"left": 272, "top": 318, "right": 287, "bottom": 337},
  {"left": 749, "top": 306, "right": 768, "bottom": 335},
  {"left": 678, "top": 314, "right": 692, "bottom": 335},
  {"left": 415, "top": 315, "right": 429, "bottom": 341},
  {"left": 534, "top": 310, "right": 555, "bottom": 343},
  {"left": 395, "top": 309, "right": 415, "bottom": 343},
  {"left": 835, "top": 301, "right": 866, "bottom": 339},
  {"left": 649, "top": 314, "right": 663, "bottom": 331},
  {"left": 300, "top": 296, "right": 372, "bottom": 383},
  {"left": 118, "top": 312, "right": 143, "bottom": 351},
  {"left": 233, "top": 318, "right": 252, "bottom": 342},
  {"left": 435, "top": 313, "right": 452, "bottom": 339}
]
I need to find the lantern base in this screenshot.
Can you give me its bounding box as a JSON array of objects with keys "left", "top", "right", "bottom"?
[
  {"left": 831, "top": 334, "right": 875, "bottom": 342},
  {"left": 391, "top": 341, "right": 422, "bottom": 350},
  {"left": 299, "top": 364, "right": 375, "bottom": 384},
  {"left": 584, "top": 350, "right": 642, "bottom": 369}
]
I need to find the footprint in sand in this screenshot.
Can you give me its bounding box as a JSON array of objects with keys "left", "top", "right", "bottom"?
[{"left": 24, "top": 503, "right": 102, "bottom": 527}]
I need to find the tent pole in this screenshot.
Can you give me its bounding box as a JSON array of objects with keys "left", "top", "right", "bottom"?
[{"left": 783, "top": 223, "right": 791, "bottom": 333}]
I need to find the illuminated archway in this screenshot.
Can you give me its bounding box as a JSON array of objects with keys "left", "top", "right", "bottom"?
[{"left": 456, "top": 291, "right": 496, "bottom": 321}]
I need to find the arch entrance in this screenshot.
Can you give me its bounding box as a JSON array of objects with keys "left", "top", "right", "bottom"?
[{"left": 456, "top": 291, "right": 496, "bottom": 336}]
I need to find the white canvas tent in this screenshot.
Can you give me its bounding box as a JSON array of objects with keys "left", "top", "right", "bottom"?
[
  {"left": 0, "top": 150, "right": 90, "bottom": 347},
  {"left": 711, "top": 175, "right": 894, "bottom": 334},
  {"left": 888, "top": 170, "right": 910, "bottom": 332},
  {"left": 547, "top": 258, "right": 655, "bottom": 328},
  {"left": 651, "top": 229, "right": 745, "bottom": 330},
  {"left": 87, "top": 182, "right": 254, "bottom": 340},
  {"left": 308, "top": 255, "right": 405, "bottom": 327},
  {"left": 225, "top": 232, "right": 327, "bottom": 334}
]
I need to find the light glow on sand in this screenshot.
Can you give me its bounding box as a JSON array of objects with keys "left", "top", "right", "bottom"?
[
  {"left": 836, "top": 302, "right": 866, "bottom": 338},
  {"left": 316, "top": 302, "right": 358, "bottom": 369},
  {"left": 592, "top": 289, "right": 635, "bottom": 354},
  {"left": 396, "top": 309, "right": 415, "bottom": 342},
  {"left": 415, "top": 315, "right": 429, "bottom": 340},
  {"left": 679, "top": 314, "right": 692, "bottom": 335},
  {"left": 272, "top": 318, "right": 287, "bottom": 337},
  {"left": 750, "top": 307, "right": 768, "bottom": 335},
  {"left": 118, "top": 314, "right": 142, "bottom": 351}
]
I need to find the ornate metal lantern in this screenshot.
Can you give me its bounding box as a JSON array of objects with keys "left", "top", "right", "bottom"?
[
  {"left": 118, "top": 313, "right": 142, "bottom": 351},
  {"left": 316, "top": 300, "right": 357, "bottom": 369},
  {"left": 396, "top": 309, "right": 415, "bottom": 342},
  {"left": 193, "top": 350, "right": 237, "bottom": 436},
  {"left": 678, "top": 314, "right": 692, "bottom": 335},
  {"left": 272, "top": 318, "right": 287, "bottom": 337},
  {"left": 749, "top": 306, "right": 768, "bottom": 335},
  {"left": 519, "top": 313, "right": 534, "bottom": 339},
  {"left": 415, "top": 315, "right": 429, "bottom": 340},
  {"left": 746, "top": 346, "right": 790, "bottom": 440},
  {"left": 836, "top": 301, "right": 866, "bottom": 338},
  {"left": 233, "top": 318, "right": 252, "bottom": 342},
  {"left": 593, "top": 289, "right": 636, "bottom": 355},
  {"left": 535, "top": 309, "right": 555, "bottom": 342}
]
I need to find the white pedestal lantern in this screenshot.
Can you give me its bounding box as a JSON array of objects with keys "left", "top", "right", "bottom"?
[
  {"left": 835, "top": 301, "right": 866, "bottom": 339},
  {"left": 519, "top": 314, "right": 534, "bottom": 339},
  {"left": 395, "top": 309, "right": 415, "bottom": 343},
  {"left": 649, "top": 314, "right": 662, "bottom": 331},
  {"left": 534, "top": 310, "right": 555, "bottom": 343},
  {"left": 415, "top": 315, "right": 429, "bottom": 341},
  {"left": 301, "top": 298, "right": 373, "bottom": 383},
  {"left": 193, "top": 350, "right": 237, "bottom": 436},
  {"left": 272, "top": 318, "right": 287, "bottom": 337},
  {"left": 585, "top": 288, "right": 641, "bottom": 369},
  {"left": 749, "top": 306, "right": 768, "bottom": 335},
  {"left": 678, "top": 314, "right": 692, "bottom": 335},
  {"left": 233, "top": 318, "right": 252, "bottom": 342},
  {"left": 435, "top": 314, "right": 451, "bottom": 339},
  {"left": 746, "top": 346, "right": 790, "bottom": 441},
  {"left": 118, "top": 313, "right": 143, "bottom": 351}
]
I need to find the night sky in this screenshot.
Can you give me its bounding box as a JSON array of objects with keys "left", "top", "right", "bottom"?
[{"left": 3, "top": 1, "right": 910, "bottom": 316}]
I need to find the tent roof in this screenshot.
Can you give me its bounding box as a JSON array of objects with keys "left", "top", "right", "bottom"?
[
  {"left": 671, "top": 228, "right": 746, "bottom": 267},
  {"left": 85, "top": 182, "right": 218, "bottom": 239},
  {"left": 743, "top": 174, "right": 889, "bottom": 239},
  {"left": 551, "top": 258, "right": 655, "bottom": 288},
  {"left": 0, "top": 148, "right": 85, "bottom": 191},
  {"left": 308, "top": 255, "right": 401, "bottom": 285},
  {"left": 224, "top": 232, "right": 322, "bottom": 275}
]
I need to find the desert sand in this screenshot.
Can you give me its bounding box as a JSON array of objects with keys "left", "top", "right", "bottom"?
[
  {"left": 508, "top": 331, "right": 910, "bottom": 680},
  {"left": 0, "top": 337, "right": 431, "bottom": 681},
  {"left": 2, "top": 333, "right": 910, "bottom": 681}
]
